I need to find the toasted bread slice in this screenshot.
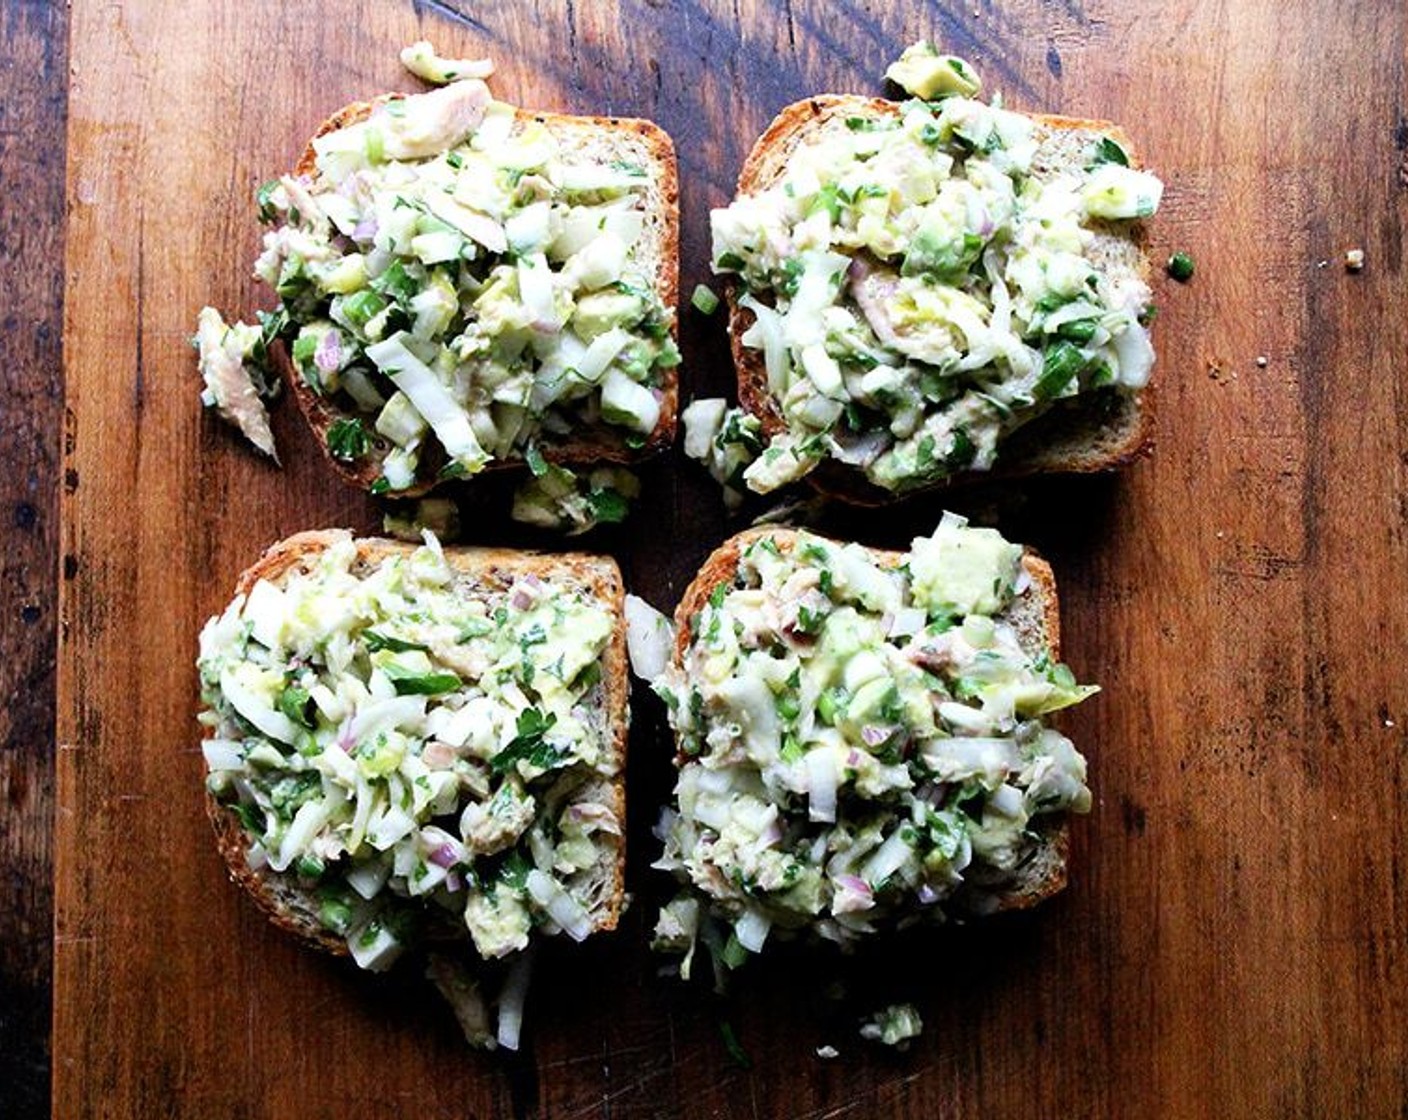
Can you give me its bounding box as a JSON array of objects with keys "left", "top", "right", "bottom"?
[
  {"left": 671, "top": 526, "right": 1072, "bottom": 916},
  {"left": 203, "top": 530, "right": 628, "bottom": 959},
  {"left": 273, "top": 96, "right": 679, "bottom": 497},
  {"left": 727, "top": 94, "right": 1153, "bottom": 506}
]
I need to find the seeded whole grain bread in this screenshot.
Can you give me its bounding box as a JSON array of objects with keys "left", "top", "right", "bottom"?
[
  {"left": 273, "top": 97, "right": 680, "bottom": 496},
  {"left": 728, "top": 94, "right": 1155, "bottom": 506},
  {"left": 205, "top": 529, "right": 629, "bottom": 958},
  {"left": 671, "top": 526, "right": 1073, "bottom": 915}
]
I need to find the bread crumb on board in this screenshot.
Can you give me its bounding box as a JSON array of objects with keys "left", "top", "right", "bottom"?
[{"left": 1345, "top": 247, "right": 1366, "bottom": 271}]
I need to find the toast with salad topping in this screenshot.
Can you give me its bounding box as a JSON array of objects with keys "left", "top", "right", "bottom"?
[
  {"left": 651, "top": 516, "right": 1095, "bottom": 971},
  {"left": 255, "top": 80, "right": 679, "bottom": 496},
  {"left": 198, "top": 530, "right": 628, "bottom": 988},
  {"left": 711, "top": 44, "right": 1162, "bottom": 504}
]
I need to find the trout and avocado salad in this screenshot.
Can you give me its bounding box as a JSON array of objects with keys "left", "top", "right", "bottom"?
[
  {"left": 234, "top": 75, "right": 678, "bottom": 492},
  {"left": 710, "top": 43, "right": 1163, "bottom": 498},
  {"left": 650, "top": 515, "right": 1095, "bottom": 974},
  {"left": 197, "top": 530, "right": 626, "bottom": 985}
]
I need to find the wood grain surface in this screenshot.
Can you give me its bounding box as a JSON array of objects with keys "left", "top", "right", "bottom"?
[
  {"left": 0, "top": 1, "right": 67, "bottom": 1116},
  {"left": 49, "top": 0, "right": 1408, "bottom": 1117}
]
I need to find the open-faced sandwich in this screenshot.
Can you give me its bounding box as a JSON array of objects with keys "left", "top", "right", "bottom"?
[
  {"left": 645, "top": 515, "right": 1096, "bottom": 974},
  {"left": 200, "top": 67, "right": 679, "bottom": 496},
  {"left": 196, "top": 530, "right": 627, "bottom": 1047},
  {"left": 694, "top": 42, "right": 1163, "bottom": 504}
]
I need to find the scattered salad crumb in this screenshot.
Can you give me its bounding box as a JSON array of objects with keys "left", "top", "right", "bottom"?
[
  {"left": 511, "top": 460, "right": 638, "bottom": 534},
  {"left": 193, "top": 306, "right": 280, "bottom": 462},
  {"left": 383, "top": 497, "right": 461, "bottom": 542},
  {"left": 681, "top": 398, "right": 763, "bottom": 510},
  {"left": 815, "top": 1044, "right": 840, "bottom": 1060},
  {"left": 1345, "top": 247, "right": 1365, "bottom": 272},
  {"left": 1166, "top": 251, "right": 1195, "bottom": 282},
  {"left": 691, "top": 283, "right": 720, "bottom": 315},
  {"left": 426, "top": 954, "right": 495, "bottom": 1049},
  {"left": 1255, "top": 355, "right": 1268, "bottom": 368},
  {"left": 719, "top": 1020, "right": 752, "bottom": 1068},
  {"left": 859, "top": 1003, "right": 923, "bottom": 1049},
  {"left": 399, "top": 40, "right": 495, "bottom": 85}
]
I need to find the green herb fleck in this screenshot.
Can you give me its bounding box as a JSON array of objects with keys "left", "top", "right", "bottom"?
[
  {"left": 364, "top": 630, "right": 429, "bottom": 654},
  {"left": 383, "top": 663, "right": 461, "bottom": 695},
  {"left": 277, "top": 685, "right": 315, "bottom": 729},
  {"left": 327, "top": 418, "right": 371, "bottom": 462},
  {"left": 255, "top": 180, "right": 280, "bottom": 223},
  {"left": 491, "top": 708, "right": 567, "bottom": 775},
  {"left": 1092, "top": 136, "right": 1130, "bottom": 167}
]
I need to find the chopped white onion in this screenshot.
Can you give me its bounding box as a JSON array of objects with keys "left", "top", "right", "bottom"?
[
  {"left": 1113, "top": 322, "right": 1155, "bottom": 389},
  {"left": 218, "top": 666, "right": 300, "bottom": 745},
  {"left": 516, "top": 252, "right": 559, "bottom": 331},
  {"left": 575, "top": 326, "right": 632, "bottom": 383},
  {"left": 860, "top": 828, "right": 913, "bottom": 888},
  {"left": 887, "top": 607, "right": 926, "bottom": 639},
  {"left": 525, "top": 869, "right": 592, "bottom": 941},
  {"left": 734, "top": 908, "right": 772, "bottom": 953},
  {"left": 806, "top": 747, "right": 838, "bottom": 823},
  {"left": 272, "top": 799, "right": 332, "bottom": 872},
  {"left": 681, "top": 398, "right": 727, "bottom": 461},
  {"left": 495, "top": 947, "right": 535, "bottom": 1051},
  {"left": 201, "top": 740, "right": 244, "bottom": 772}
]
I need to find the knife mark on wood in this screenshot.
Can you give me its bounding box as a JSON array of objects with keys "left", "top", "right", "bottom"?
[{"left": 411, "top": 0, "right": 490, "bottom": 37}]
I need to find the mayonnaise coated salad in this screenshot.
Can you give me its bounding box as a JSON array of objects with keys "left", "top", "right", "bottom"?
[
  {"left": 197, "top": 532, "right": 621, "bottom": 970},
  {"left": 651, "top": 515, "right": 1095, "bottom": 974},
  {"left": 255, "top": 78, "right": 678, "bottom": 492},
  {"left": 710, "top": 42, "right": 1163, "bottom": 494}
]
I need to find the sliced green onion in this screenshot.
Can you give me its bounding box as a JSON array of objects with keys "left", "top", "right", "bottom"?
[
  {"left": 1166, "top": 252, "right": 1195, "bottom": 282},
  {"left": 691, "top": 284, "right": 720, "bottom": 315}
]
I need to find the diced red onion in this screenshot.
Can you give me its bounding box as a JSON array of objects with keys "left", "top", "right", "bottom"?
[
  {"left": 861, "top": 724, "right": 891, "bottom": 747},
  {"left": 829, "top": 428, "right": 890, "bottom": 467},
  {"left": 832, "top": 874, "right": 873, "bottom": 915},
  {"left": 352, "top": 216, "right": 378, "bottom": 242},
  {"left": 314, "top": 328, "right": 343, "bottom": 375},
  {"left": 422, "top": 741, "right": 457, "bottom": 769},
  {"left": 429, "top": 843, "right": 459, "bottom": 869},
  {"left": 568, "top": 803, "right": 622, "bottom": 835}
]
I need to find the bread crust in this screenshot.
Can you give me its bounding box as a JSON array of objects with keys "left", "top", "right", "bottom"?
[
  {"left": 204, "top": 530, "right": 629, "bottom": 959},
  {"left": 725, "top": 95, "right": 1155, "bottom": 506},
  {"left": 277, "top": 95, "right": 680, "bottom": 496},
  {"left": 670, "top": 525, "right": 1072, "bottom": 914}
]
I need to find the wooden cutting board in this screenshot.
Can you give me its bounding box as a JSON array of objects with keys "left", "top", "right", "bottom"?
[{"left": 55, "top": 1, "right": 1408, "bottom": 1116}]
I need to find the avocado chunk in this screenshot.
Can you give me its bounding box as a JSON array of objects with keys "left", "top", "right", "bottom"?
[
  {"left": 885, "top": 42, "right": 981, "bottom": 100},
  {"left": 909, "top": 515, "right": 1022, "bottom": 618}
]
